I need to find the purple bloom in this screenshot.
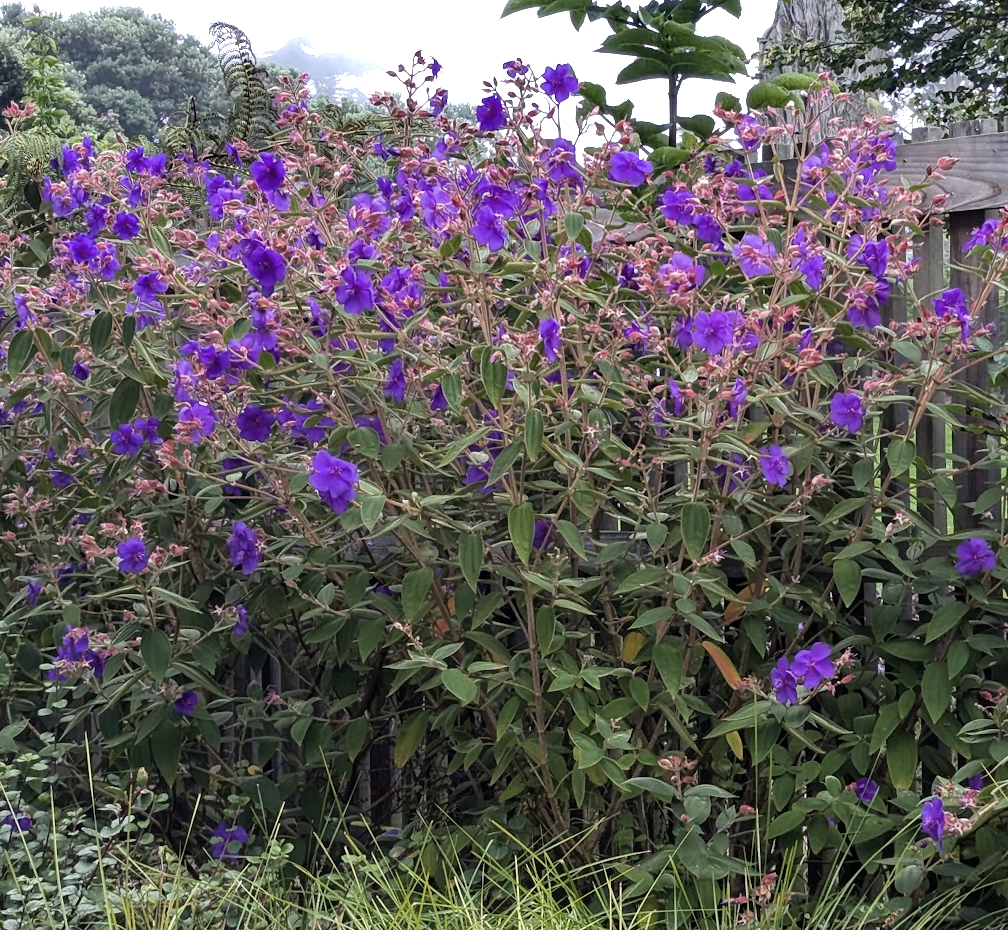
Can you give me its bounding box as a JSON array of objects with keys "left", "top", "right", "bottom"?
[
  {"left": 335, "top": 266, "right": 375, "bottom": 314},
  {"left": 25, "top": 578, "right": 42, "bottom": 606},
  {"left": 117, "top": 537, "right": 148, "bottom": 573},
  {"left": 967, "top": 773, "right": 984, "bottom": 791},
  {"left": 726, "top": 378, "right": 748, "bottom": 418},
  {"left": 233, "top": 605, "right": 250, "bottom": 637},
  {"left": 540, "top": 317, "right": 561, "bottom": 362},
  {"left": 853, "top": 777, "right": 878, "bottom": 804},
  {"left": 174, "top": 690, "right": 198, "bottom": 716},
  {"left": 846, "top": 234, "right": 890, "bottom": 277},
  {"left": 921, "top": 796, "right": 945, "bottom": 849},
  {"left": 533, "top": 519, "right": 556, "bottom": 550},
  {"left": 241, "top": 246, "right": 287, "bottom": 296},
  {"left": 384, "top": 357, "right": 407, "bottom": 403},
  {"left": 759, "top": 444, "right": 792, "bottom": 488},
  {"left": 770, "top": 657, "right": 799, "bottom": 705},
  {"left": 210, "top": 822, "right": 249, "bottom": 860},
  {"left": 692, "top": 310, "right": 733, "bottom": 354},
  {"left": 608, "top": 151, "right": 653, "bottom": 185},
  {"left": 235, "top": 404, "right": 275, "bottom": 442},
  {"left": 472, "top": 205, "right": 508, "bottom": 250},
  {"left": 309, "top": 450, "right": 359, "bottom": 514},
  {"left": 178, "top": 403, "right": 216, "bottom": 441},
  {"left": 1, "top": 809, "right": 30, "bottom": 832},
  {"left": 733, "top": 232, "right": 777, "bottom": 278},
  {"left": 797, "top": 254, "right": 824, "bottom": 290},
  {"left": 964, "top": 218, "right": 1003, "bottom": 253},
  {"left": 954, "top": 538, "right": 997, "bottom": 577},
  {"left": 830, "top": 391, "right": 865, "bottom": 433},
  {"left": 66, "top": 233, "right": 98, "bottom": 264},
  {"left": 251, "top": 152, "right": 286, "bottom": 193},
  {"left": 134, "top": 271, "right": 167, "bottom": 304},
  {"left": 541, "top": 63, "right": 579, "bottom": 102},
  {"left": 110, "top": 422, "right": 144, "bottom": 455},
  {"left": 934, "top": 287, "right": 971, "bottom": 339},
  {"left": 792, "top": 642, "right": 834, "bottom": 688},
  {"left": 228, "top": 522, "right": 261, "bottom": 575},
  {"left": 476, "top": 94, "right": 507, "bottom": 132},
  {"left": 112, "top": 212, "right": 139, "bottom": 239},
  {"left": 430, "top": 58, "right": 442, "bottom": 78}
]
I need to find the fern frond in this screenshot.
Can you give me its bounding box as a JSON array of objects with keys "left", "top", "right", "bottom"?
[{"left": 208, "top": 22, "right": 276, "bottom": 146}]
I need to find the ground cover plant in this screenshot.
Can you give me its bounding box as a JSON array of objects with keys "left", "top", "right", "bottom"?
[{"left": 2, "top": 39, "right": 1008, "bottom": 925}]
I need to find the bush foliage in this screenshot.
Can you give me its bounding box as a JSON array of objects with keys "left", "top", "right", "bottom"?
[{"left": 2, "top": 55, "right": 1008, "bottom": 922}]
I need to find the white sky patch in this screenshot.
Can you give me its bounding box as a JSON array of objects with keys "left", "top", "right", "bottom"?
[{"left": 39, "top": 0, "right": 776, "bottom": 126}]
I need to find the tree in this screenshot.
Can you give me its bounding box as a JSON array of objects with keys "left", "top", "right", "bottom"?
[
  {"left": 502, "top": 0, "right": 748, "bottom": 148},
  {"left": 1, "top": 4, "right": 228, "bottom": 139},
  {"left": 816, "top": 0, "right": 1008, "bottom": 123}
]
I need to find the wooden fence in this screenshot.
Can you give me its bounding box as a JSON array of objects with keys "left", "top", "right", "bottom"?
[{"left": 237, "top": 119, "right": 1008, "bottom": 829}]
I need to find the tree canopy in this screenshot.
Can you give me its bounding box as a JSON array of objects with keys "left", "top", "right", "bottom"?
[{"left": 824, "top": 0, "right": 1008, "bottom": 123}]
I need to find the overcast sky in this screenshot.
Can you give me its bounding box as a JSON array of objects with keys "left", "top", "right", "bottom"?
[{"left": 38, "top": 0, "right": 777, "bottom": 126}]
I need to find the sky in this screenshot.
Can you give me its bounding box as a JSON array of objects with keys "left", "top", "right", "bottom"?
[{"left": 37, "top": 0, "right": 778, "bottom": 128}]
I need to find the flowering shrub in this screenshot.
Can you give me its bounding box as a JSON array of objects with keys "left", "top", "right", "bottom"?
[{"left": 4, "top": 56, "right": 1008, "bottom": 915}]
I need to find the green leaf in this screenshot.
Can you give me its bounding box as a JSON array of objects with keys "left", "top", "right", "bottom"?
[
  {"left": 394, "top": 712, "right": 428, "bottom": 767},
  {"left": 922, "top": 663, "right": 951, "bottom": 723},
  {"left": 653, "top": 637, "right": 684, "bottom": 695},
  {"left": 360, "top": 493, "right": 384, "bottom": 531},
  {"left": 481, "top": 355, "right": 508, "bottom": 407},
  {"left": 487, "top": 441, "right": 522, "bottom": 485},
  {"left": 925, "top": 601, "right": 968, "bottom": 643},
  {"left": 622, "top": 777, "right": 675, "bottom": 802},
  {"left": 886, "top": 729, "right": 918, "bottom": 790},
  {"left": 524, "top": 409, "right": 544, "bottom": 458},
  {"left": 441, "top": 668, "right": 479, "bottom": 705},
  {"left": 536, "top": 605, "right": 557, "bottom": 656},
  {"left": 615, "top": 566, "right": 666, "bottom": 594},
  {"left": 886, "top": 438, "right": 916, "bottom": 477},
  {"left": 402, "top": 567, "right": 434, "bottom": 621},
  {"left": 650, "top": 146, "right": 689, "bottom": 168},
  {"left": 150, "top": 722, "right": 182, "bottom": 787},
  {"left": 765, "top": 809, "right": 805, "bottom": 840},
  {"left": 509, "top": 503, "right": 534, "bottom": 564},
  {"left": 6, "top": 329, "right": 34, "bottom": 377},
  {"left": 564, "top": 212, "right": 585, "bottom": 241},
  {"left": 677, "top": 114, "right": 715, "bottom": 138},
  {"left": 556, "top": 520, "right": 587, "bottom": 558},
  {"left": 345, "top": 718, "right": 370, "bottom": 762},
  {"left": 90, "top": 311, "right": 113, "bottom": 354},
  {"left": 501, "top": 0, "right": 542, "bottom": 14},
  {"left": 460, "top": 533, "right": 483, "bottom": 592},
  {"left": 714, "top": 91, "right": 742, "bottom": 112},
  {"left": 109, "top": 377, "right": 142, "bottom": 428},
  {"left": 441, "top": 373, "right": 462, "bottom": 412},
  {"left": 746, "top": 82, "right": 796, "bottom": 109},
  {"left": 681, "top": 502, "right": 710, "bottom": 562},
  {"left": 832, "top": 559, "right": 862, "bottom": 608},
  {"left": 141, "top": 628, "right": 172, "bottom": 682}
]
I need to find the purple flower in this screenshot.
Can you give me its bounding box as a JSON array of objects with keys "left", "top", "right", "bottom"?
[
  {"left": 934, "top": 287, "right": 971, "bottom": 339},
  {"left": 1, "top": 809, "right": 31, "bottom": 832},
  {"left": 117, "top": 537, "right": 148, "bottom": 573},
  {"left": 541, "top": 63, "right": 579, "bottom": 102},
  {"left": 110, "top": 422, "right": 144, "bottom": 455},
  {"left": 770, "top": 657, "right": 799, "bottom": 705},
  {"left": 853, "top": 777, "right": 878, "bottom": 804},
  {"left": 792, "top": 642, "right": 834, "bottom": 689},
  {"left": 472, "top": 205, "right": 508, "bottom": 251},
  {"left": 112, "top": 212, "right": 140, "bottom": 239},
  {"left": 540, "top": 317, "right": 561, "bottom": 362},
  {"left": 309, "top": 450, "right": 359, "bottom": 514},
  {"left": 251, "top": 152, "right": 286, "bottom": 193},
  {"left": 385, "top": 357, "right": 407, "bottom": 403},
  {"left": 733, "top": 232, "right": 777, "bottom": 278},
  {"left": 609, "top": 151, "right": 653, "bottom": 185},
  {"left": 66, "top": 233, "right": 98, "bottom": 264},
  {"left": 233, "top": 605, "right": 250, "bottom": 638},
  {"left": 797, "top": 254, "right": 824, "bottom": 290},
  {"left": 954, "top": 538, "right": 997, "bottom": 577},
  {"left": 25, "top": 578, "right": 42, "bottom": 606},
  {"left": 335, "top": 266, "right": 375, "bottom": 314},
  {"left": 210, "top": 822, "right": 249, "bottom": 860},
  {"left": 241, "top": 246, "right": 287, "bottom": 296},
  {"left": 134, "top": 271, "right": 167, "bottom": 304},
  {"left": 759, "top": 444, "right": 792, "bottom": 488},
  {"left": 829, "top": 391, "right": 865, "bottom": 433},
  {"left": 476, "top": 94, "right": 507, "bottom": 132},
  {"left": 967, "top": 773, "right": 984, "bottom": 791},
  {"left": 235, "top": 404, "right": 275, "bottom": 442},
  {"left": 174, "top": 690, "right": 198, "bottom": 716},
  {"left": 846, "top": 234, "right": 889, "bottom": 277},
  {"left": 228, "top": 522, "right": 261, "bottom": 575},
  {"left": 692, "top": 310, "right": 733, "bottom": 354},
  {"left": 178, "top": 403, "right": 216, "bottom": 441},
  {"left": 430, "top": 58, "right": 442, "bottom": 78},
  {"left": 921, "top": 796, "right": 945, "bottom": 849},
  {"left": 533, "top": 519, "right": 556, "bottom": 550}
]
